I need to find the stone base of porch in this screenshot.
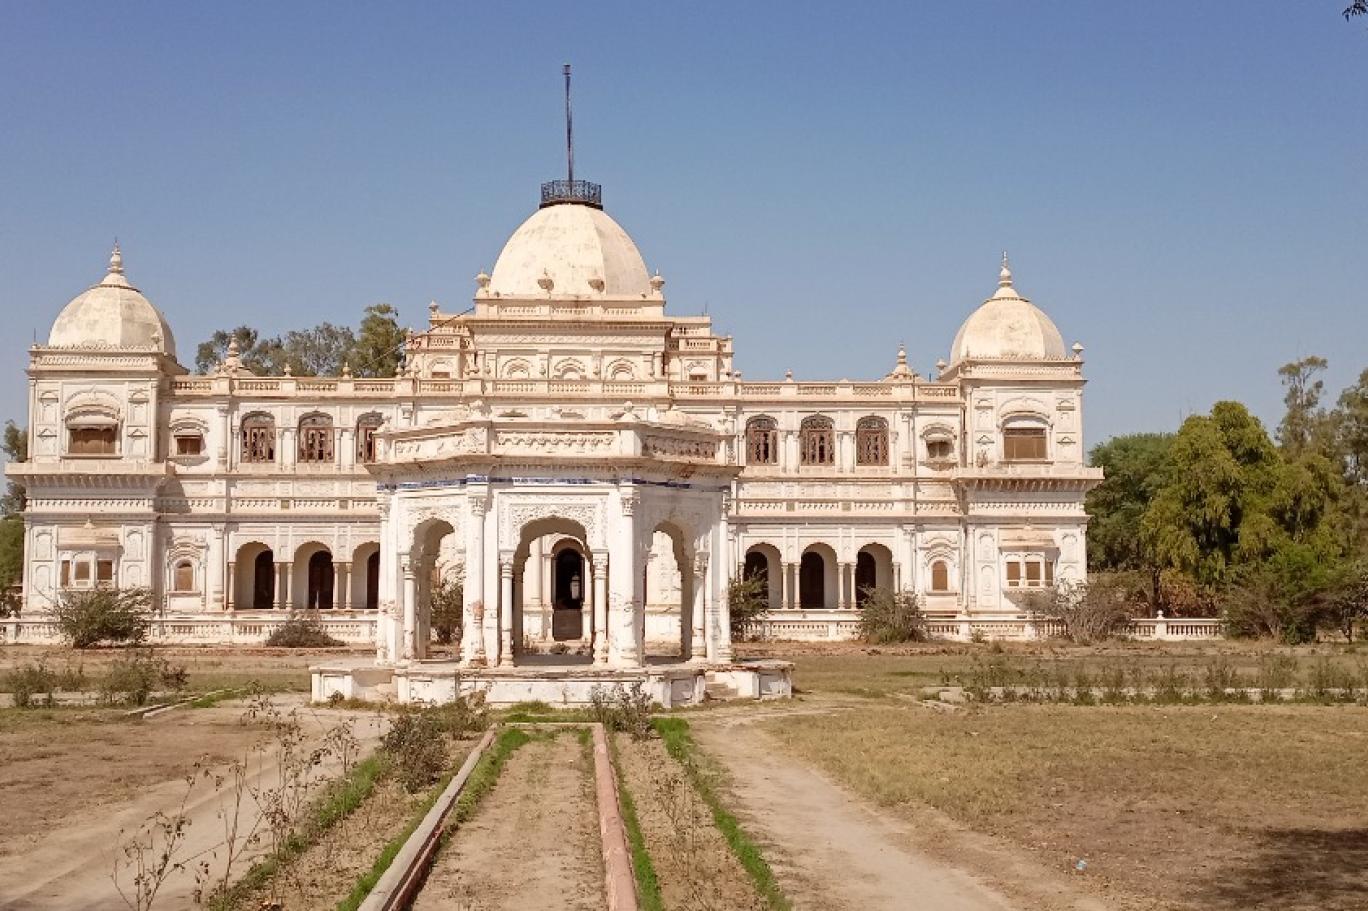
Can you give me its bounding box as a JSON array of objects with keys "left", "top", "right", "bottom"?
[{"left": 310, "top": 657, "right": 793, "bottom": 708}]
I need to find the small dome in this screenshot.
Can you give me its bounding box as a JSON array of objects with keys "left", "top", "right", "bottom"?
[
  {"left": 950, "top": 255, "right": 1065, "bottom": 362},
  {"left": 48, "top": 245, "right": 177, "bottom": 358},
  {"left": 488, "top": 203, "right": 651, "bottom": 298}
]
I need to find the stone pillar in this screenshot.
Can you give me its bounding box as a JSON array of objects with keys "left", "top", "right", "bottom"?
[
  {"left": 527, "top": 536, "right": 543, "bottom": 610},
  {"left": 691, "top": 552, "right": 708, "bottom": 661},
  {"left": 462, "top": 491, "right": 488, "bottom": 666},
  {"left": 610, "top": 489, "right": 642, "bottom": 666},
  {"left": 592, "top": 560, "right": 608, "bottom": 665},
  {"left": 839, "top": 562, "right": 854, "bottom": 609},
  {"left": 781, "top": 561, "right": 793, "bottom": 610},
  {"left": 401, "top": 556, "right": 417, "bottom": 661},
  {"left": 336, "top": 562, "right": 351, "bottom": 611},
  {"left": 499, "top": 559, "right": 514, "bottom": 667},
  {"left": 276, "top": 561, "right": 291, "bottom": 610},
  {"left": 715, "top": 497, "right": 734, "bottom": 662},
  {"left": 579, "top": 559, "right": 592, "bottom": 645},
  {"left": 225, "top": 561, "right": 236, "bottom": 612}
]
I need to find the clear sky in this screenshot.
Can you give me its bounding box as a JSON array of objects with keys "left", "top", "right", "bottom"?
[{"left": 1, "top": 2, "right": 1364, "bottom": 447}]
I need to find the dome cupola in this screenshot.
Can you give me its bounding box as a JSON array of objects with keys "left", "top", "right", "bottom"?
[
  {"left": 949, "top": 254, "right": 1065, "bottom": 363},
  {"left": 47, "top": 244, "right": 177, "bottom": 358},
  {"left": 487, "top": 188, "right": 651, "bottom": 298}
]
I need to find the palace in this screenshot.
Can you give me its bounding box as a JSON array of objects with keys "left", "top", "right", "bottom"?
[{"left": 5, "top": 175, "right": 1102, "bottom": 703}]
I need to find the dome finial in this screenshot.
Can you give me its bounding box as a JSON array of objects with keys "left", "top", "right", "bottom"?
[
  {"left": 998, "top": 250, "right": 1012, "bottom": 288},
  {"left": 108, "top": 240, "right": 124, "bottom": 276}
]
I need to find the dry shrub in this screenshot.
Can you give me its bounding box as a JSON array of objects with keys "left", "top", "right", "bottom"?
[
  {"left": 53, "top": 586, "right": 152, "bottom": 648},
  {"left": 857, "top": 588, "right": 928, "bottom": 644},
  {"left": 264, "top": 611, "right": 343, "bottom": 648}
]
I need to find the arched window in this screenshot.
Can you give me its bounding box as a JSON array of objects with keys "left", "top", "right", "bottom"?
[
  {"left": 799, "top": 416, "right": 835, "bottom": 466},
  {"left": 1002, "top": 420, "right": 1048, "bottom": 461},
  {"left": 298, "top": 414, "right": 334, "bottom": 463},
  {"left": 173, "top": 560, "right": 195, "bottom": 593},
  {"left": 356, "top": 414, "right": 384, "bottom": 463},
  {"left": 931, "top": 560, "right": 950, "bottom": 593},
  {"left": 241, "top": 414, "right": 276, "bottom": 463},
  {"left": 746, "top": 417, "right": 778, "bottom": 465},
  {"left": 855, "top": 417, "right": 889, "bottom": 466},
  {"left": 253, "top": 550, "right": 275, "bottom": 608}
]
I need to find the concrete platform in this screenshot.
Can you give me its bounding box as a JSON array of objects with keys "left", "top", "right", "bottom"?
[{"left": 311, "top": 655, "right": 793, "bottom": 708}]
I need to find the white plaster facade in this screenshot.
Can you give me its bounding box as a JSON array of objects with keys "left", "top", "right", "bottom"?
[{"left": 5, "top": 179, "right": 1104, "bottom": 680}]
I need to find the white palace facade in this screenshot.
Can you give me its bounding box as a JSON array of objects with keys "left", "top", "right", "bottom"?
[{"left": 6, "top": 176, "right": 1108, "bottom": 701}]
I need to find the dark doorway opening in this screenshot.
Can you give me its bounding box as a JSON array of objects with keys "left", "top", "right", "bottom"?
[
  {"left": 253, "top": 550, "right": 275, "bottom": 609},
  {"left": 855, "top": 551, "right": 877, "bottom": 607},
  {"left": 307, "top": 551, "right": 334, "bottom": 609}
]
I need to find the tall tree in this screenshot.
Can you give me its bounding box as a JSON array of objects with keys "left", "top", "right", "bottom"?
[
  {"left": 278, "top": 323, "right": 356, "bottom": 376},
  {"left": 0, "top": 421, "right": 26, "bottom": 616},
  {"left": 194, "top": 326, "right": 259, "bottom": 374},
  {"left": 1276, "top": 356, "right": 1331, "bottom": 458},
  {"left": 1086, "top": 433, "right": 1173, "bottom": 568},
  {"left": 1335, "top": 367, "right": 1368, "bottom": 487},
  {"left": 351, "top": 304, "right": 405, "bottom": 378}
]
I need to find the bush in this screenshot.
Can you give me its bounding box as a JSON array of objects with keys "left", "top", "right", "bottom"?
[
  {"left": 264, "top": 611, "right": 343, "bottom": 648},
  {"left": 430, "top": 574, "right": 463, "bottom": 646},
  {"left": 588, "top": 682, "right": 654, "bottom": 740},
  {"left": 4, "top": 661, "right": 58, "bottom": 708},
  {"left": 857, "top": 588, "right": 927, "bottom": 644},
  {"left": 381, "top": 710, "right": 448, "bottom": 792},
  {"left": 1025, "top": 577, "right": 1133, "bottom": 644},
  {"left": 727, "top": 573, "right": 769, "bottom": 642},
  {"left": 53, "top": 587, "right": 152, "bottom": 648},
  {"left": 98, "top": 650, "right": 189, "bottom": 707}
]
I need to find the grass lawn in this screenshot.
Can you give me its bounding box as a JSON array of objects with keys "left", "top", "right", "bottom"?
[{"left": 762, "top": 695, "right": 1368, "bottom": 910}]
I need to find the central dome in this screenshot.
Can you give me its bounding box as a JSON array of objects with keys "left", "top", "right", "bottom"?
[{"left": 488, "top": 202, "right": 651, "bottom": 298}]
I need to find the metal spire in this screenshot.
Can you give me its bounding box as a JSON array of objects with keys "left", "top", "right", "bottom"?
[{"left": 564, "top": 63, "right": 574, "bottom": 184}]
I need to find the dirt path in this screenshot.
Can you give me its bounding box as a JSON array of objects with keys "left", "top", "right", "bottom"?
[
  {"left": 412, "top": 733, "right": 603, "bottom": 911},
  {"left": 693, "top": 711, "right": 1108, "bottom": 911},
  {"left": 0, "top": 697, "right": 385, "bottom": 911}
]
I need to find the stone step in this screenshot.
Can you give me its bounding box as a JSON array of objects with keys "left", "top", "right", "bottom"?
[{"left": 704, "top": 683, "right": 736, "bottom": 700}]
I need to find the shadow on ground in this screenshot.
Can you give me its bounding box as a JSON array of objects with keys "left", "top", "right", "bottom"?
[{"left": 1202, "top": 827, "right": 1368, "bottom": 909}]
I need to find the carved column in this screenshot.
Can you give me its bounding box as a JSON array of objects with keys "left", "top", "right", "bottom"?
[
  {"left": 276, "top": 561, "right": 291, "bottom": 610},
  {"left": 715, "top": 494, "right": 734, "bottom": 661},
  {"left": 610, "top": 489, "right": 642, "bottom": 666},
  {"left": 499, "top": 559, "right": 515, "bottom": 667},
  {"left": 335, "top": 562, "right": 351, "bottom": 611},
  {"left": 225, "top": 561, "right": 236, "bottom": 612},
  {"left": 691, "top": 551, "right": 709, "bottom": 661},
  {"left": 401, "top": 556, "right": 416, "bottom": 662},
  {"left": 839, "top": 562, "right": 854, "bottom": 609},
  {"left": 462, "top": 491, "right": 488, "bottom": 666},
  {"left": 780, "top": 561, "right": 793, "bottom": 610},
  {"left": 592, "top": 560, "right": 608, "bottom": 665}
]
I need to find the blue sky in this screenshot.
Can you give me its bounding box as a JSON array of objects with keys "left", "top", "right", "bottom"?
[{"left": 1, "top": 2, "right": 1364, "bottom": 447}]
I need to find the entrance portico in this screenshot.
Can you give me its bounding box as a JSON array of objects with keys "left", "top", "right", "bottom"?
[{"left": 310, "top": 406, "right": 791, "bottom": 705}]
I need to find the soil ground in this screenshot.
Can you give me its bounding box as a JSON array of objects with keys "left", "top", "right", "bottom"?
[
  {"left": 614, "top": 730, "right": 767, "bottom": 911},
  {"left": 746, "top": 695, "right": 1368, "bottom": 910},
  {"left": 690, "top": 703, "right": 1102, "bottom": 911},
  {"left": 0, "top": 694, "right": 385, "bottom": 911},
  {"left": 412, "top": 732, "right": 604, "bottom": 911},
  {"left": 0, "top": 644, "right": 369, "bottom": 693},
  {"left": 230, "top": 738, "right": 476, "bottom": 911}
]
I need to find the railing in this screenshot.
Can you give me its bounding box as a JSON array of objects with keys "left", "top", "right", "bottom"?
[
  {"left": 752, "top": 612, "right": 1223, "bottom": 643},
  {"left": 0, "top": 614, "right": 377, "bottom": 646},
  {"left": 540, "top": 179, "right": 603, "bottom": 208}
]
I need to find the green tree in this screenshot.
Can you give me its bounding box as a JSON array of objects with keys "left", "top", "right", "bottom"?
[
  {"left": 0, "top": 421, "right": 26, "bottom": 617},
  {"left": 1086, "top": 432, "right": 1173, "bottom": 574},
  {"left": 193, "top": 326, "right": 259, "bottom": 374},
  {"left": 1334, "top": 367, "right": 1368, "bottom": 487},
  {"left": 351, "top": 304, "right": 405, "bottom": 378},
  {"left": 1276, "top": 356, "right": 1332, "bottom": 459},
  {"left": 278, "top": 323, "right": 357, "bottom": 376}
]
